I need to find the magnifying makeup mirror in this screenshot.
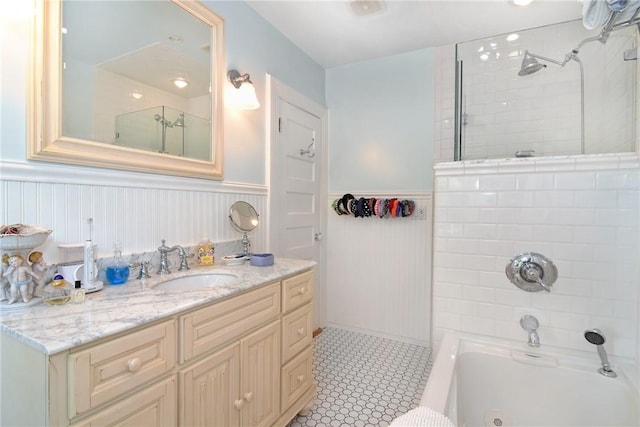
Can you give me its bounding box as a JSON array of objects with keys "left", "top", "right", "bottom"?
[{"left": 229, "top": 201, "right": 259, "bottom": 255}]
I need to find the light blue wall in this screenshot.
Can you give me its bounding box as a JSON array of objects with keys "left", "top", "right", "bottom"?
[
  {"left": 205, "top": 0, "right": 326, "bottom": 185},
  {"left": 0, "top": 1, "right": 325, "bottom": 186},
  {"left": 326, "top": 48, "right": 435, "bottom": 192}
]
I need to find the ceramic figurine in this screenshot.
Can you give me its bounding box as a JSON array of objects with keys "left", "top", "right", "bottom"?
[
  {"left": 28, "top": 251, "right": 47, "bottom": 298},
  {"left": 0, "top": 253, "right": 10, "bottom": 301},
  {"left": 3, "top": 254, "right": 40, "bottom": 304}
]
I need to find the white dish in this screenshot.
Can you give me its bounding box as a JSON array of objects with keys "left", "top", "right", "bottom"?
[{"left": 222, "top": 255, "right": 248, "bottom": 266}]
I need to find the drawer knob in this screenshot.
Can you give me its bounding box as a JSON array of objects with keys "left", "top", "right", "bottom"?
[
  {"left": 244, "top": 392, "right": 253, "bottom": 402},
  {"left": 127, "top": 357, "right": 142, "bottom": 373},
  {"left": 234, "top": 399, "right": 244, "bottom": 410},
  {"left": 297, "top": 374, "right": 304, "bottom": 383},
  {"left": 297, "top": 287, "right": 306, "bottom": 295},
  {"left": 297, "top": 327, "right": 305, "bottom": 336}
]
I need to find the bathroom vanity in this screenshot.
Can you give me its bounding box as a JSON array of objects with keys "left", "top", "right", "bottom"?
[{"left": 0, "top": 259, "right": 315, "bottom": 427}]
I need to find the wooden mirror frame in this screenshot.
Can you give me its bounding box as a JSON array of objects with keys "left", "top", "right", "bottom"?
[{"left": 28, "top": 0, "right": 225, "bottom": 180}]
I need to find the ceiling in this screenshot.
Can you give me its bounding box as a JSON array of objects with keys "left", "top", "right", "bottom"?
[{"left": 247, "top": 0, "right": 584, "bottom": 68}]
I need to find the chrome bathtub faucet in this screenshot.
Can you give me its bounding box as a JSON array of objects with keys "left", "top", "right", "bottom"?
[
  {"left": 157, "top": 239, "right": 190, "bottom": 275},
  {"left": 520, "top": 315, "right": 540, "bottom": 347}
]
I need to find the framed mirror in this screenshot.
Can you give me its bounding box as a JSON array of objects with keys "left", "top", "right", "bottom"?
[{"left": 28, "top": 0, "right": 225, "bottom": 180}]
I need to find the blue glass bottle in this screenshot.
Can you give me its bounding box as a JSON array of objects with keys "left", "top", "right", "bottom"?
[{"left": 105, "top": 243, "right": 129, "bottom": 285}]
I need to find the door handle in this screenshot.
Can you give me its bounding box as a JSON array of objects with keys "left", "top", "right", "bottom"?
[{"left": 314, "top": 232, "right": 323, "bottom": 242}]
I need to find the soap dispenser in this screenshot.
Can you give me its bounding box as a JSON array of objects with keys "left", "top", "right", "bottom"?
[{"left": 105, "top": 242, "right": 130, "bottom": 285}]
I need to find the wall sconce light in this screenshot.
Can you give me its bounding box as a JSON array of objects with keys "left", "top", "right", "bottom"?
[{"left": 227, "top": 69, "right": 260, "bottom": 110}]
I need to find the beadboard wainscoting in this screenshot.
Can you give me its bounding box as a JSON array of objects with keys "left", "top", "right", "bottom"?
[
  {"left": 0, "top": 161, "right": 268, "bottom": 263},
  {"left": 325, "top": 192, "right": 433, "bottom": 346},
  {"left": 432, "top": 154, "right": 639, "bottom": 359}
]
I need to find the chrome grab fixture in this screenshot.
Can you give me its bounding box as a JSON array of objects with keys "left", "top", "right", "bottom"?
[
  {"left": 157, "top": 240, "right": 190, "bottom": 275},
  {"left": 584, "top": 329, "right": 617, "bottom": 378},
  {"left": 520, "top": 315, "right": 540, "bottom": 347},
  {"left": 506, "top": 252, "right": 557, "bottom": 292},
  {"left": 130, "top": 261, "right": 151, "bottom": 280}
]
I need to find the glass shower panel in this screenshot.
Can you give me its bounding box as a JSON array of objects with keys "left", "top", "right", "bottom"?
[
  {"left": 115, "top": 106, "right": 210, "bottom": 160},
  {"left": 115, "top": 106, "right": 162, "bottom": 152},
  {"left": 456, "top": 20, "right": 637, "bottom": 160}
]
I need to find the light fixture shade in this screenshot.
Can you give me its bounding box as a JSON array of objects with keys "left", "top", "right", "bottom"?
[
  {"left": 236, "top": 81, "right": 260, "bottom": 110},
  {"left": 227, "top": 69, "right": 260, "bottom": 110}
]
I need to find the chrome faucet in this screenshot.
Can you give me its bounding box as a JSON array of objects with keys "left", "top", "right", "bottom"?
[
  {"left": 157, "top": 240, "right": 190, "bottom": 275},
  {"left": 520, "top": 315, "right": 540, "bottom": 347}
]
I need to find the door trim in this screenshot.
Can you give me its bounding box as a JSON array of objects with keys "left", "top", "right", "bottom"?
[{"left": 266, "top": 74, "right": 328, "bottom": 328}]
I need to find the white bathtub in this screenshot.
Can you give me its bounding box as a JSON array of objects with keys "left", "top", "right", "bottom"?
[{"left": 421, "top": 333, "right": 640, "bottom": 427}]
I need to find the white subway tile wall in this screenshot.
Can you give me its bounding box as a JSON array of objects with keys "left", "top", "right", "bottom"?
[{"left": 432, "top": 154, "right": 639, "bottom": 359}]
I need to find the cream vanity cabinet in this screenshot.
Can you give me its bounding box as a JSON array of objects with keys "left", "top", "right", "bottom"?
[{"left": 0, "top": 269, "right": 315, "bottom": 427}]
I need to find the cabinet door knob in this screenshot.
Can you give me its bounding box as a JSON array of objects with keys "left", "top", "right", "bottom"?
[
  {"left": 244, "top": 392, "right": 253, "bottom": 402},
  {"left": 297, "top": 374, "right": 304, "bottom": 383},
  {"left": 127, "top": 357, "right": 142, "bottom": 373},
  {"left": 234, "top": 399, "right": 244, "bottom": 410},
  {"left": 297, "top": 327, "right": 305, "bottom": 336},
  {"left": 297, "top": 287, "right": 306, "bottom": 295}
]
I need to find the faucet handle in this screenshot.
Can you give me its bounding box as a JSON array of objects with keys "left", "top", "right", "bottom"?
[
  {"left": 520, "top": 314, "right": 539, "bottom": 331},
  {"left": 177, "top": 253, "right": 193, "bottom": 271},
  {"left": 130, "top": 261, "right": 151, "bottom": 279}
]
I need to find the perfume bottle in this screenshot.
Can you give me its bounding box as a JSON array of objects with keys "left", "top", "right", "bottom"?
[
  {"left": 105, "top": 242, "right": 130, "bottom": 285},
  {"left": 71, "top": 280, "right": 85, "bottom": 303}
]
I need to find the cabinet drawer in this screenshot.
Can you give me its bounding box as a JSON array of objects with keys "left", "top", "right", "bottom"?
[
  {"left": 281, "top": 345, "right": 313, "bottom": 411},
  {"left": 282, "top": 303, "right": 313, "bottom": 363},
  {"left": 68, "top": 320, "right": 177, "bottom": 417},
  {"left": 282, "top": 271, "right": 313, "bottom": 314},
  {"left": 181, "top": 282, "right": 280, "bottom": 363},
  {"left": 70, "top": 376, "right": 177, "bottom": 427}
]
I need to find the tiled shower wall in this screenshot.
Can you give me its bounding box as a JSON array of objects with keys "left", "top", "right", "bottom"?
[
  {"left": 0, "top": 162, "right": 267, "bottom": 265},
  {"left": 432, "top": 154, "right": 639, "bottom": 359}
]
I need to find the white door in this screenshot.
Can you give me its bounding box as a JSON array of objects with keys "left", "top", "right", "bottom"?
[{"left": 268, "top": 76, "right": 327, "bottom": 330}]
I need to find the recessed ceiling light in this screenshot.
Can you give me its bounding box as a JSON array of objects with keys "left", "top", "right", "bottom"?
[
  {"left": 480, "top": 53, "right": 489, "bottom": 61},
  {"left": 130, "top": 91, "right": 144, "bottom": 100},
  {"left": 513, "top": 0, "right": 534, "bottom": 6},
  {"left": 173, "top": 78, "right": 189, "bottom": 89},
  {"left": 349, "top": 0, "right": 385, "bottom": 16},
  {"left": 478, "top": 46, "right": 485, "bottom": 53},
  {"left": 506, "top": 33, "right": 519, "bottom": 42}
]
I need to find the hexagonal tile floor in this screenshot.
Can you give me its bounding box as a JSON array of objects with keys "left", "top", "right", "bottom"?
[{"left": 288, "top": 327, "right": 432, "bottom": 427}]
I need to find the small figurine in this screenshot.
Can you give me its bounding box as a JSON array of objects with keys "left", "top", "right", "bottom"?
[
  {"left": 28, "top": 251, "right": 47, "bottom": 298},
  {"left": 0, "top": 253, "right": 10, "bottom": 301},
  {"left": 3, "top": 254, "right": 40, "bottom": 304}
]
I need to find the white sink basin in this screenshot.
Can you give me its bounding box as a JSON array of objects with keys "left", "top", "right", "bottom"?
[{"left": 152, "top": 273, "right": 238, "bottom": 291}]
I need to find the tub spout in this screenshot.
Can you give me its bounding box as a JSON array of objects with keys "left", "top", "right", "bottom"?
[{"left": 520, "top": 315, "right": 540, "bottom": 347}]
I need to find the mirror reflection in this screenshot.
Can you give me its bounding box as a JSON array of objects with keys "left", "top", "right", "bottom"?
[
  {"left": 229, "top": 201, "right": 259, "bottom": 232},
  {"left": 61, "top": 0, "right": 212, "bottom": 160},
  {"left": 455, "top": 19, "right": 638, "bottom": 160}
]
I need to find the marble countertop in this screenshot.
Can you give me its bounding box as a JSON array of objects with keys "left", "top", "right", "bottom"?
[{"left": 0, "top": 258, "right": 315, "bottom": 355}]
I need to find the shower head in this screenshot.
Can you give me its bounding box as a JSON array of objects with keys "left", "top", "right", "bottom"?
[
  {"left": 584, "top": 329, "right": 606, "bottom": 346},
  {"left": 518, "top": 51, "right": 547, "bottom": 76},
  {"left": 173, "top": 113, "right": 185, "bottom": 128}
]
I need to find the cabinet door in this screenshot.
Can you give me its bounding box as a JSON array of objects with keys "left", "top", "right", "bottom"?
[
  {"left": 71, "top": 376, "right": 177, "bottom": 427},
  {"left": 240, "top": 321, "right": 280, "bottom": 427},
  {"left": 179, "top": 343, "right": 241, "bottom": 427}
]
